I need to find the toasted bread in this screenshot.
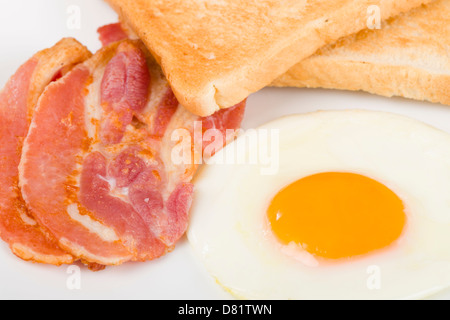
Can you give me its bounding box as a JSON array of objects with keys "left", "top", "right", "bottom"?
[
  {"left": 274, "top": 0, "right": 450, "bottom": 106},
  {"left": 105, "top": 0, "right": 431, "bottom": 116}
]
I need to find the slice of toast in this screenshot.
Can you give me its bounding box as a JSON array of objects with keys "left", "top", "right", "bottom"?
[
  {"left": 105, "top": 0, "right": 431, "bottom": 116},
  {"left": 273, "top": 0, "right": 450, "bottom": 106}
]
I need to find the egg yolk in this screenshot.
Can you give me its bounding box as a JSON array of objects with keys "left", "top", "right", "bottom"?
[{"left": 267, "top": 172, "right": 406, "bottom": 260}]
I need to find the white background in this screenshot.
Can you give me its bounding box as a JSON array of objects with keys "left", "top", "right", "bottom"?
[{"left": 0, "top": 0, "right": 450, "bottom": 300}]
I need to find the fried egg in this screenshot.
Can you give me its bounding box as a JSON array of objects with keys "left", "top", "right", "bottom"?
[{"left": 188, "top": 110, "right": 450, "bottom": 300}]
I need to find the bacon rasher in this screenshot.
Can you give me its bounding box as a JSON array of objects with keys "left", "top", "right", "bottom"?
[
  {"left": 98, "top": 23, "right": 129, "bottom": 47},
  {"left": 19, "top": 39, "right": 245, "bottom": 266},
  {"left": 0, "top": 38, "right": 91, "bottom": 265}
]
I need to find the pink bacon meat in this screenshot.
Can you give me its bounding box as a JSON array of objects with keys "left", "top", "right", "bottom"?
[
  {"left": 0, "top": 38, "right": 91, "bottom": 265},
  {"left": 100, "top": 41, "right": 151, "bottom": 144},
  {"left": 20, "top": 40, "right": 246, "bottom": 266},
  {"left": 98, "top": 23, "right": 129, "bottom": 47}
]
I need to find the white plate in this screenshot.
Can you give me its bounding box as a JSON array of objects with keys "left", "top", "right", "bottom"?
[{"left": 1, "top": 0, "right": 449, "bottom": 300}]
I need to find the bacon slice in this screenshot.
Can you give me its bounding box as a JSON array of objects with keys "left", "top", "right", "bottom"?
[
  {"left": 100, "top": 42, "right": 151, "bottom": 144},
  {"left": 20, "top": 62, "right": 135, "bottom": 265},
  {"left": 20, "top": 40, "right": 246, "bottom": 266},
  {"left": 0, "top": 38, "right": 91, "bottom": 265},
  {"left": 98, "top": 23, "right": 129, "bottom": 47}
]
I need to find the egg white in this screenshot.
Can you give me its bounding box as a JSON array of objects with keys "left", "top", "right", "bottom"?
[{"left": 188, "top": 110, "right": 450, "bottom": 300}]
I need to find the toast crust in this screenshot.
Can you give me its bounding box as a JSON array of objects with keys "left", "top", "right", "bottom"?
[{"left": 106, "top": 0, "right": 432, "bottom": 116}]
